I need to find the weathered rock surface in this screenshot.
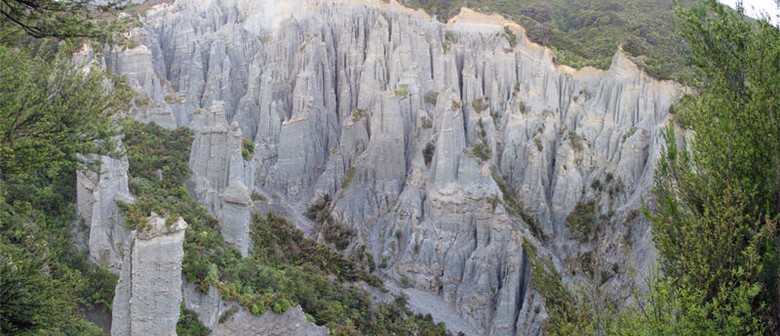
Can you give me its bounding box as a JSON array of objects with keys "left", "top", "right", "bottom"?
[
  {"left": 188, "top": 102, "right": 255, "bottom": 256},
  {"left": 76, "top": 150, "right": 134, "bottom": 271},
  {"left": 213, "top": 306, "right": 328, "bottom": 336},
  {"left": 111, "top": 215, "right": 187, "bottom": 336},
  {"left": 182, "top": 282, "right": 328, "bottom": 336},
  {"left": 113, "top": 0, "right": 681, "bottom": 334}
]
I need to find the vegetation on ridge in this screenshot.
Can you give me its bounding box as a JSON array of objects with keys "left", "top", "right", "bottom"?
[{"left": 399, "top": 0, "right": 693, "bottom": 81}]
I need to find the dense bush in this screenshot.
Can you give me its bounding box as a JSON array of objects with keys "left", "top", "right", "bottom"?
[
  {"left": 0, "top": 42, "right": 128, "bottom": 334},
  {"left": 565, "top": 200, "right": 598, "bottom": 242}
]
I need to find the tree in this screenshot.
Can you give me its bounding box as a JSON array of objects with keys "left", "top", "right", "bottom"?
[
  {"left": 549, "top": 1, "right": 780, "bottom": 334},
  {"left": 0, "top": 0, "right": 129, "bottom": 40},
  {"left": 0, "top": 2, "right": 132, "bottom": 334},
  {"left": 0, "top": 43, "right": 131, "bottom": 184},
  {"left": 629, "top": 0, "right": 780, "bottom": 334},
  {"left": 0, "top": 244, "right": 74, "bottom": 334}
]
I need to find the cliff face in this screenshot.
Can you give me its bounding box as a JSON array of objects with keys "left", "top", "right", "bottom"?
[
  {"left": 111, "top": 215, "right": 187, "bottom": 336},
  {"left": 188, "top": 102, "right": 255, "bottom": 256},
  {"left": 75, "top": 150, "right": 134, "bottom": 271},
  {"left": 182, "top": 282, "right": 329, "bottom": 336},
  {"left": 110, "top": 0, "right": 681, "bottom": 334}
]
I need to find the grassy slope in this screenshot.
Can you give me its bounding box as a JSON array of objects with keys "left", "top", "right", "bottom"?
[{"left": 399, "top": 0, "right": 693, "bottom": 82}]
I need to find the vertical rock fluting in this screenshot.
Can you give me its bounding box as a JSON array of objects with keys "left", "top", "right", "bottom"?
[
  {"left": 111, "top": 215, "right": 187, "bottom": 336},
  {"left": 75, "top": 150, "right": 134, "bottom": 271},
  {"left": 188, "top": 102, "right": 255, "bottom": 256},
  {"left": 113, "top": 1, "right": 681, "bottom": 334}
]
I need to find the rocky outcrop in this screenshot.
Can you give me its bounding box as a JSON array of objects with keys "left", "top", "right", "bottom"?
[
  {"left": 212, "top": 306, "right": 328, "bottom": 336},
  {"left": 113, "top": 0, "right": 680, "bottom": 334},
  {"left": 75, "top": 150, "right": 134, "bottom": 271},
  {"left": 111, "top": 214, "right": 187, "bottom": 336},
  {"left": 188, "top": 102, "right": 255, "bottom": 256},
  {"left": 182, "top": 282, "right": 328, "bottom": 336}
]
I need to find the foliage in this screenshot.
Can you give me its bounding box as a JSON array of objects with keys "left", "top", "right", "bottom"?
[
  {"left": 0, "top": 0, "right": 130, "bottom": 41},
  {"left": 522, "top": 239, "right": 603, "bottom": 335},
  {"left": 554, "top": 1, "right": 780, "bottom": 334},
  {"left": 0, "top": 44, "right": 131, "bottom": 180},
  {"left": 341, "top": 166, "right": 356, "bottom": 189},
  {"left": 640, "top": 0, "right": 780, "bottom": 333},
  {"left": 306, "top": 194, "right": 355, "bottom": 250},
  {"left": 566, "top": 200, "right": 598, "bottom": 242},
  {"left": 241, "top": 138, "right": 255, "bottom": 161},
  {"left": 471, "top": 143, "right": 491, "bottom": 162},
  {"left": 471, "top": 97, "right": 488, "bottom": 114},
  {"left": 421, "top": 116, "right": 433, "bottom": 129},
  {"left": 0, "top": 32, "right": 128, "bottom": 334},
  {"left": 0, "top": 244, "right": 73, "bottom": 334},
  {"left": 394, "top": 84, "right": 409, "bottom": 98},
  {"left": 351, "top": 108, "right": 366, "bottom": 122},
  {"left": 120, "top": 121, "right": 193, "bottom": 230},
  {"left": 424, "top": 91, "right": 439, "bottom": 105},
  {"left": 177, "top": 305, "right": 211, "bottom": 336},
  {"left": 122, "top": 123, "right": 446, "bottom": 335},
  {"left": 568, "top": 130, "right": 584, "bottom": 152},
  {"left": 504, "top": 26, "right": 517, "bottom": 48},
  {"left": 621, "top": 126, "right": 637, "bottom": 143}
]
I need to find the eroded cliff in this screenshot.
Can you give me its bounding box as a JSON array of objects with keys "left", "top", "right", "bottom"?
[{"left": 108, "top": 0, "right": 681, "bottom": 334}]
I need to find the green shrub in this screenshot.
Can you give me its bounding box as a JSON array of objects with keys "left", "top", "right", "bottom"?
[
  {"left": 504, "top": 26, "right": 517, "bottom": 48},
  {"left": 421, "top": 116, "right": 433, "bottom": 129},
  {"left": 250, "top": 192, "right": 266, "bottom": 202},
  {"left": 590, "top": 179, "right": 602, "bottom": 192},
  {"left": 424, "top": 91, "right": 438, "bottom": 105},
  {"left": 341, "top": 166, "right": 356, "bottom": 189},
  {"left": 472, "top": 97, "right": 489, "bottom": 114},
  {"left": 218, "top": 306, "right": 238, "bottom": 324},
  {"left": 241, "top": 138, "right": 255, "bottom": 161},
  {"left": 566, "top": 200, "right": 598, "bottom": 241},
  {"left": 351, "top": 108, "right": 366, "bottom": 122},
  {"left": 400, "top": 274, "right": 411, "bottom": 288},
  {"left": 471, "top": 143, "right": 491, "bottom": 162},
  {"left": 534, "top": 137, "right": 543, "bottom": 151},
  {"left": 622, "top": 126, "right": 637, "bottom": 143},
  {"left": 393, "top": 84, "right": 409, "bottom": 98},
  {"left": 568, "top": 131, "right": 584, "bottom": 152},
  {"left": 177, "top": 305, "right": 211, "bottom": 335}
]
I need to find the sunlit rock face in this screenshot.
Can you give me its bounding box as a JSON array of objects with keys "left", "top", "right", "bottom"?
[
  {"left": 111, "top": 215, "right": 187, "bottom": 336},
  {"left": 111, "top": 0, "right": 680, "bottom": 334}
]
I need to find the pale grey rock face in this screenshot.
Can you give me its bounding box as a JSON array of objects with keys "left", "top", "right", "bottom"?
[
  {"left": 113, "top": 1, "right": 681, "bottom": 334},
  {"left": 213, "top": 306, "right": 328, "bottom": 336},
  {"left": 182, "top": 281, "right": 239, "bottom": 330},
  {"left": 182, "top": 282, "right": 328, "bottom": 336},
  {"left": 76, "top": 150, "right": 134, "bottom": 271},
  {"left": 188, "top": 102, "right": 255, "bottom": 256},
  {"left": 111, "top": 215, "right": 187, "bottom": 336}
]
